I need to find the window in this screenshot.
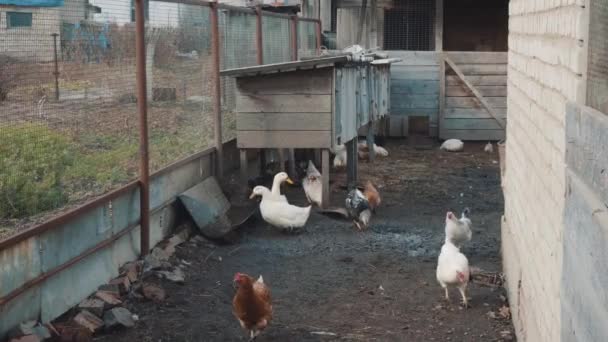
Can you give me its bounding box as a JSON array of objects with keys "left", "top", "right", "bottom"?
[
  {"left": 130, "top": 0, "right": 149, "bottom": 23},
  {"left": 383, "top": 0, "right": 435, "bottom": 51},
  {"left": 7, "top": 12, "right": 33, "bottom": 29}
]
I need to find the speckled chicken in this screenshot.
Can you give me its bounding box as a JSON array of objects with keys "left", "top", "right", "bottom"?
[{"left": 345, "top": 188, "right": 372, "bottom": 230}]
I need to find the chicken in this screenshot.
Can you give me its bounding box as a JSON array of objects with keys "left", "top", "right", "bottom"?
[
  {"left": 436, "top": 240, "right": 471, "bottom": 307},
  {"left": 233, "top": 273, "right": 273, "bottom": 341},
  {"left": 445, "top": 209, "right": 472, "bottom": 248},
  {"left": 440, "top": 139, "right": 464, "bottom": 152},
  {"left": 357, "top": 142, "right": 389, "bottom": 157},
  {"left": 332, "top": 144, "right": 347, "bottom": 168},
  {"left": 362, "top": 180, "right": 381, "bottom": 212},
  {"left": 345, "top": 188, "right": 372, "bottom": 230},
  {"left": 484, "top": 142, "right": 494, "bottom": 153},
  {"left": 302, "top": 160, "right": 322, "bottom": 207}
]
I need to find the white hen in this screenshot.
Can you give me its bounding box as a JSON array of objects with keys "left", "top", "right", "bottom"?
[
  {"left": 332, "top": 144, "right": 347, "bottom": 168},
  {"left": 436, "top": 240, "right": 470, "bottom": 307},
  {"left": 484, "top": 142, "right": 494, "bottom": 153},
  {"left": 302, "top": 160, "right": 322, "bottom": 207},
  {"left": 357, "top": 142, "right": 389, "bottom": 157},
  {"left": 445, "top": 209, "right": 472, "bottom": 248},
  {"left": 250, "top": 186, "right": 311, "bottom": 231},
  {"left": 440, "top": 139, "right": 464, "bottom": 152}
]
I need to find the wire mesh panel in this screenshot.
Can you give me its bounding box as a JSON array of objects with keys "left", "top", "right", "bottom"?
[
  {"left": 298, "top": 20, "right": 317, "bottom": 58},
  {"left": 0, "top": 0, "right": 139, "bottom": 235},
  {"left": 219, "top": 8, "right": 258, "bottom": 142},
  {"left": 146, "top": 2, "right": 214, "bottom": 172},
  {"left": 262, "top": 15, "right": 292, "bottom": 64},
  {"left": 383, "top": 0, "right": 435, "bottom": 51}
]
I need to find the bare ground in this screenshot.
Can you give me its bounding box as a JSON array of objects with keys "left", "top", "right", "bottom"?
[{"left": 95, "top": 140, "right": 514, "bottom": 342}]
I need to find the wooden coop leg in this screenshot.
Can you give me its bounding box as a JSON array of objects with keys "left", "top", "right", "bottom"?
[
  {"left": 346, "top": 137, "right": 358, "bottom": 190},
  {"left": 277, "top": 149, "right": 286, "bottom": 172},
  {"left": 367, "top": 122, "right": 375, "bottom": 162},
  {"left": 288, "top": 148, "right": 296, "bottom": 178},
  {"left": 240, "top": 149, "right": 248, "bottom": 185},
  {"left": 259, "top": 149, "right": 267, "bottom": 176},
  {"left": 321, "top": 149, "right": 330, "bottom": 208},
  {"left": 313, "top": 149, "right": 321, "bottom": 167}
]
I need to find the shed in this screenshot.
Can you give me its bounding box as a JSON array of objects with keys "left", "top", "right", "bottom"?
[{"left": 220, "top": 55, "right": 393, "bottom": 207}]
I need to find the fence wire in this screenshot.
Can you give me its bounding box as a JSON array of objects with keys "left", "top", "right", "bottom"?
[
  {"left": 298, "top": 20, "right": 317, "bottom": 58},
  {"left": 0, "top": 0, "right": 320, "bottom": 237}
]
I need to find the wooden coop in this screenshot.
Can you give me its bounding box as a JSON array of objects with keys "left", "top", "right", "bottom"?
[{"left": 220, "top": 55, "right": 394, "bottom": 207}]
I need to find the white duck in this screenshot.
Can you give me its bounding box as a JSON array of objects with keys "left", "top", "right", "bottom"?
[
  {"left": 250, "top": 186, "right": 311, "bottom": 231},
  {"left": 302, "top": 160, "right": 322, "bottom": 207},
  {"left": 436, "top": 239, "right": 471, "bottom": 307},
  {"left": 440, "top": 139, "right": 464, "bottom": 152},
  {"left": 269, "top": 172, "right": 293, "bottom": 202},
  {"left": 445, "top": 209, "right": 472, "bottom": 248}
]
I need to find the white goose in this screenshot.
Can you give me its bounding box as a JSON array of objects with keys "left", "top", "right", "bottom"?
[{"left": 250, "top": 186, "right": 311, "bottom": 231}]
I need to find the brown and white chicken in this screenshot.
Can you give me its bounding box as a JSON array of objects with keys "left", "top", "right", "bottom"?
[{"left": 233, "top": 273, "right": 273, "bottom": 341}]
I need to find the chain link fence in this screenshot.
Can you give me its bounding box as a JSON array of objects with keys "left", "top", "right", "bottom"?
[{"left": 0, "top": 0, "right": 320, "bottom": 238}]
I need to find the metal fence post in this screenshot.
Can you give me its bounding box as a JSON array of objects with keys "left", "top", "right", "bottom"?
[
  {"left": 291, "top": 15, "right": 298, "bottom": 61},
  {"left": 134, "top": 0, "right": 150, "bottom": 256},
  {"left": 255, "top": 6, "right": 263, "bottom": 65},
  {"left": 210, "top": 1, "right": 223, "bottom": 179},
  {"left": 51, "top": 33, "right": 60, "bottom": 101},
  {"left": 316, "top": 20, "right": 322, "bottom": 54}
]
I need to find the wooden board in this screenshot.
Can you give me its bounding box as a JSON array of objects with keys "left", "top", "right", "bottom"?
[
  {"left": 446, "top": 96, "right": 507, "bottom": 108},
  {"left": 391, "top": 80, "right": 440, "bottom": 95},
  {"left": 446, "top": 64, "right": 507, "bottom": 75},
  {"left": 236, "top": 68, "right": 333, "bottom": 95},
  {"left": 391, "top": 66, "right": 441, "bottom": 81},
  {"left": 440, "top": 129, "right": 505, "bottom": 141},
  {"left": 236, "top": 113, "right": 332, "bottom": 131},
  {"left": 236, "top": 94, "right": 332, "bottom": 113},
  {"left": 446, "top": 85, "right": 507, "bottom": 97},
  {"left": 442, "top": 118, "right": 504, "bottom": 130},
  {"left": 391, "top": 94, "right": 439, "bottom": 110},
  {"left": 237, "top": 130, "right": 332, "bottom": 148},
  {"left": 392, "top": 108, "right": 438, "bottom": 116},
  {"left": 445, "top": 52, "right": 508, "bottom": 64},
  {"left": 447, "top": 75, "right": 507, "bottom": 86},
  {"left": 444, "top": 107, "right": 507, "bottom": 118},
  {"left": 386, "top": 51, "right": 440, "bottom": 66}
]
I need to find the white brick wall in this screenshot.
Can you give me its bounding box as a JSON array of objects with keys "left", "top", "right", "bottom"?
[{"left": 503, "top": 1, "right": 588, "bottom": 341}]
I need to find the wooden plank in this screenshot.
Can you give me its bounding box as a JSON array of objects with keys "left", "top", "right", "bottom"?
[
  {"left": 237, "top": 131, "right": 332, "bottom": 148},
  {"left": 220, "top": 56, "right": 347, "bottom": 76},
  {"left": 445, "top": 56, "right": 506, "bottom": 129},
  {"left": 445, "top": 52, "right": 508, "bottom": 64},
  {"left": 385, "top": 51, "right": 439, "bottom": 66},
  {"left": 444, "top": 107, "right": 507, "bottom": 118},
  {"left": 446, "top": 85, "right": 507, "bottom": 97},
  {"left": 236, "top": 69, "right": 333, "bottom": 95},
  {"left": 391, "top": 70, "right": 441, "bottom": 81},
  {"left": 442, "top": 118, "right": 504, "bottom": 130},
  {"left": 392, "top": 108, "right": 438, "bottom": 116},
  {"left": 446, "top": 96, "right": 507, "bottom": 108},
  {"left": 346, "top": 137, "right": 358, "bottom": 189},
  {"left": 440, "top": 129, "right": 505, "bottom": 141},
  {"left": 446, "top": 63, "right": 507, "bottom": 75},
  {"left": 391, "top": 80, "right": 439, "bottom": 95},
  {"left": 447, "top": 75, "right": 507, "bottom": 86},
  {"left": 236, "top": 113, "right": 332, "bottom": 131},
  {"left": 391, "top": 95, "right": 439, "bottom": 110},
  {"left": 240, "top": 150, "right": 248, "bottom": 185},
  {"left": 387, "top": 115, "right": 407, "bottom": 137},
  {"left": 236, "top": 94, "right": 332, "bottom": 113},
  {"left": 321, "top": 149, "right": 330, "bottom": 209}
]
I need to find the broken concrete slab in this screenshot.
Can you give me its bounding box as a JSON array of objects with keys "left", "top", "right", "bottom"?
[
  {"left": 109, "top": 276, "right": 131, "bottom": 295},
  {"left": 97, "top": 284, "right": 121, "bottom": 297},
  {"left": 73, "top": 311, "right": 104, "bottom": 333},
  {"left": 142, "top": 284, "right": 166, "bottom": 302},
  {"left": 94, "top": 291, "right": 122, "bottom": 306},
  {"left": 78, "top": 299, "right": 105, "bottom": 317},
  {"left": 103, "top": 308, "right": 135, "bottom": 329},
  {"left": 156, "top": 267, "right": 185, "bottom": 284}
]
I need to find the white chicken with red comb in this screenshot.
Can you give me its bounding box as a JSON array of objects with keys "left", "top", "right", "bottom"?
[
  {"left": 436, "top": 239, "right": 471, "bottom": 308},
  {"left": 444, "top": 208, "right": 472, "bottom": 248}
]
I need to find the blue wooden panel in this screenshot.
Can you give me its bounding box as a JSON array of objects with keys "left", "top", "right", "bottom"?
[
  {"left": 0, "top": 237, "right": 41, "bottom": 296},
  {"left": 391, "top": 80, "right": 439, "bottom": 95},
  {"left": 442, "top": 118, "right": 503, "bottom": 130},
  {"left": 0, "top": 287, "right": 41, "bottom": 337},
  {"left": 391, "top": 94, "right": 439, "bottom": 110},
  {"left": 391, "top": 66, "right": 440, "bottom": 81},
  {"left": 391, "top": 108, "right": 438, "bottom": 116}
]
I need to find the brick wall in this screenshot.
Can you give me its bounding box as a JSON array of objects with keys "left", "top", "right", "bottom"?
[{"left": 502, "top": 0, "right": 588, "bottom": 341}]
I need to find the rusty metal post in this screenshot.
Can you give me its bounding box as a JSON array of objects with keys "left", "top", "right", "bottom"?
[
  {"left": 290, "top": 15, "right": 298, "bottom": 61},
  {"left": 255, "top": 6, "right": 263, "bottom": 65},
  {"left": 134, "top": 0, "right": 150, "bottom": 256},
  {"left": 210, "top": 1, "right": 224, "bottom": 178},
  {"left": 51, "top": 33, "right": 60, "bottom": 101},
  {"left": 315, "top": 20, "right": 322, "bottom": 54}
]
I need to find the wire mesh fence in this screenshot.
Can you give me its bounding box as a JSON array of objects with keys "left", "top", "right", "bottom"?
[
  {"left": 298, "top": 20, "right": 318, "bottom": 58},
  {"left": 0, "top": 0, "right": 320, "bottom": 238}
]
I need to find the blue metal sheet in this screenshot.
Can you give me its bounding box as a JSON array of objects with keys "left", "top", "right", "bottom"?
[
  {"left": 0, "top": 0, "right": 63, "bottom": 6},
  {"left": 0, "top": 287, "right": 41, "bottom": 337}
]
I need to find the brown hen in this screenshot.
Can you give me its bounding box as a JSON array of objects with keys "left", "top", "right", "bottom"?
[
  {"left": 232, "top": 273, "right": 272, "bottom": 341},
  {"left": 363, "top": 180, "right": 381, "bottom": 211}
]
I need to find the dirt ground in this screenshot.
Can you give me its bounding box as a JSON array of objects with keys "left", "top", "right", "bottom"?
[{"left": 96, "top": 140, "right": 514, "bottom": 342}]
